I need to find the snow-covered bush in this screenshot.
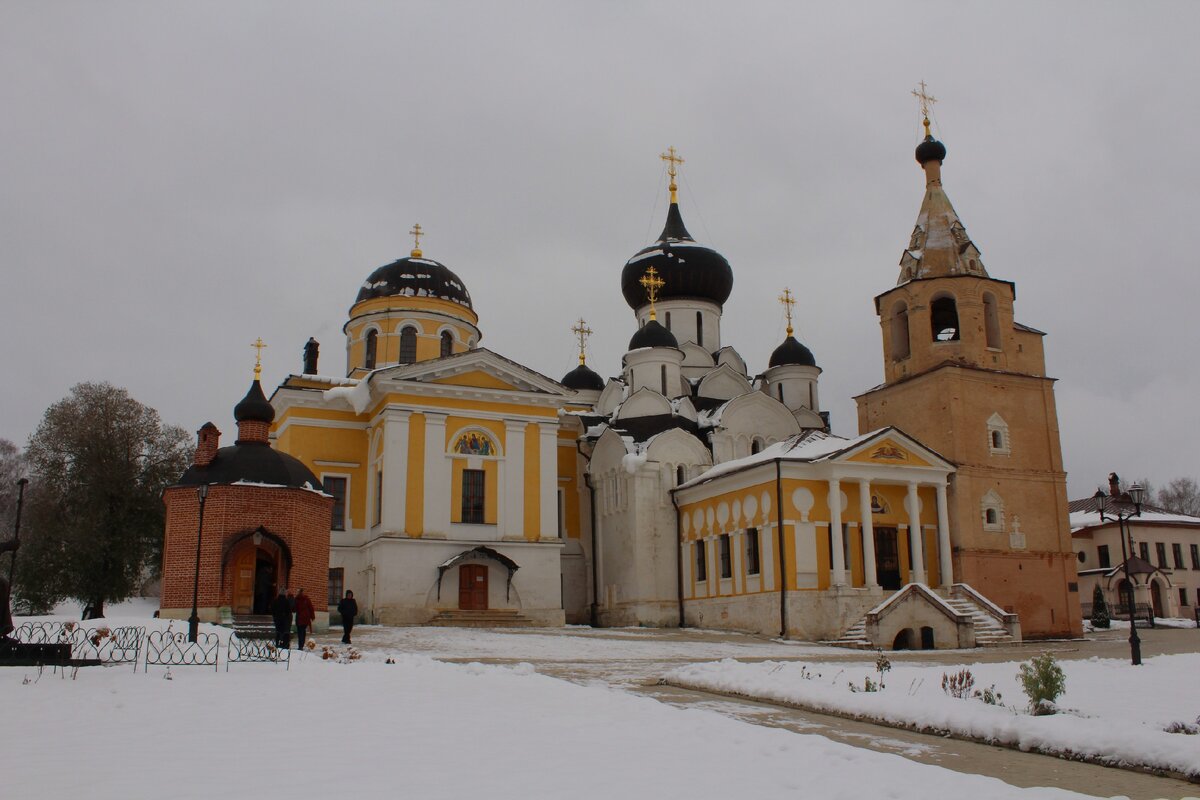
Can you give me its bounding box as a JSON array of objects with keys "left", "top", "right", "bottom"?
[{"left": 1018, "top": 653, "right": 1066, "bottom": 715}]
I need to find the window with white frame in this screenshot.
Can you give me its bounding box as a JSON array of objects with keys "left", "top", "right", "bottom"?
[
  {"left": 986, "top": 413, "right": 1010, "bottom": 455},
  {"left": 323, "top": 476, "right": 348, "bottom": 531},
  {"left": 980, "top": 489, "right": 1005, "bottom": 532}
]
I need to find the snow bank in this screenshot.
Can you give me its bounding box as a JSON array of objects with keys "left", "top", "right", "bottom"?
[{"left": 666, "top": 655, "right": 1200, "bottom": 779}]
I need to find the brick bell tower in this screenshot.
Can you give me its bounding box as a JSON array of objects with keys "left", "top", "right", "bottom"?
[{"left": 855, "top": 91, "right": 1081, "bottom": 639}]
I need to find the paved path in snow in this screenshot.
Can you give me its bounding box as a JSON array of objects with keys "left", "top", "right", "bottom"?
[{"left": 328, "top": 624, "right": 1200, "bottom": 800}]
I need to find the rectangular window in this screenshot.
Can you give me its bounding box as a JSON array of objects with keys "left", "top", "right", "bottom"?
[
  {"left": 1192, "top": 544, "right": 1200, "bottom": 570},
  {"left": 1139, "top": 542, "right": 1149, "bottom": 562},
  {"left": 1172, "top": 543, "right": 1184, "bottom": 569},
  {"left": 324, "top": 476, "right": 347, "bottom": 531},
  {"left": 1180, "top": 587, "right": 1188, "bottom": 607},
  {"left": 374, "top": 470, "right": 383, "bottom": 525},
  {"left": 1098, "top": 544, "right": 1110, "bottom": 569},
  {"left": 1155, "top": 542, "right": 1167, "bottom": 568},
  {"left": 745, "top": 527, "right": 760, "bottom": 575},
  {"left": 719, "top": 534, "right": 732, "bottom": 579},
  {"left": 462, "top": 469, "right": 485, "bottom": 524},
  {"left": 327, "top": 567, "right": 344, "bottom": 608},
  {"left": 695, "top": 541, "right": 707, "bottom": 582}
]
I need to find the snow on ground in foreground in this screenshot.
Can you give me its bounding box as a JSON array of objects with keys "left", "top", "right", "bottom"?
[
  {"left": 2, "top": 650, "right": 1098, "bottom": 800},
  {"left": 667, "top": 654, "right": 1200, "bottom": 779}
]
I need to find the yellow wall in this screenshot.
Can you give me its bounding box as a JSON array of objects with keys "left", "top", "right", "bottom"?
[
  {"left": 557, "top": 430, "right": 582, "bottom": 539},
  {"left": 523, "top": 423, "right": 540, "bottom": 540},
  {"left": 405, "top": 413, "right": 425, "bottom": 535}
]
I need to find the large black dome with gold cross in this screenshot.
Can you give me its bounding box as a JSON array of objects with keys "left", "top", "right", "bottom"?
[
  {"left": 355, "top": 255, "right": 473, "bottom": 310},
  {"left": 620, "top": 202, "right": 733, "bottom": 310}
]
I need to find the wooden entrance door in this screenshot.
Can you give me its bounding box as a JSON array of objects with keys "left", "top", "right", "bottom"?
[
  {"left": 874, "top": 527, "right": 901, "bottom": 590},
  {"left": 232, "top": 545, "right": 256, "bottom": 614},
  {"left": 1150, "top": 581, "right": 1163, "bottom": 618},
  {"left": 459, "top": 564, "right": 489, "bottom": 610}
]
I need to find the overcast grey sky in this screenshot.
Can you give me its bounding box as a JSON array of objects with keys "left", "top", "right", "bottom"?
[{"left": 2, "top": 2, "right": 1196, "bottom": 497}]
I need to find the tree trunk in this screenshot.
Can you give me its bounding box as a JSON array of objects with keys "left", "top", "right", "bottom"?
[{"left": 85, "top": 599, "right": 105, "bottom": 619}]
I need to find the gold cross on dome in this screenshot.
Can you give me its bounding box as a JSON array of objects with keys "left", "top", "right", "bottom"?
[
  {"left": 409, "top": 223, "right": 424, "bottom": 257},
  {"left": 660, "top": 146, "right": 685, "bottom": 203},
  {"left": 251, "top": 337, "right": 268, "bottom": 381},
  {"left": 639, "top": 266, "right": 666, "bottom": 321},
  {"left": 779, "top": 288, "right": 796, "bottom": 336},
  {"left": 571, "top": 318, "right": 593, "bottom": 366},
  {"left": 912, "top": 80, "right": 938, "bottom": 136}
]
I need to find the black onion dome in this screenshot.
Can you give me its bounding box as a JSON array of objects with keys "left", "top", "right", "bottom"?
[
  {"left": 355, "top": 255, "right": 473, "bottom": 310},
  {"left": 915, "top": 135, "right": 947, "bottom": 165},
  {"left": 176, "top": 445, "right": 322, "bottom": 490},
  {"left": 769, "top": 336, "right": 817, "bottom": 368},
  {"left": 620, "top": 203, "right": 734, "bottom": 310},
  {"left": 628, "top": 319, "right": 678, "bottom": 351},
  {"left": 234, "top": 380, "right": 275, "bottom": 424},
  {"left": 561, "top": 363, "right": 605, "bottom": 391}
]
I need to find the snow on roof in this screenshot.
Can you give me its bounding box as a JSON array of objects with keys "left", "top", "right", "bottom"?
[
  {"left": 677, "top": 429, "right": 884, "bottom": 489},
  {"left": 323, "top": 378, "right": 371, "bottom": 414},
  {"left": 1070, "top": 508, "right": 1200, "bottom": 533}
]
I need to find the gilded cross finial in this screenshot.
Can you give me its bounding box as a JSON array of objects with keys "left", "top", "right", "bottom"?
[
  {"left": 571, "top": 318, "right": 593, "bottom": 366},
  {"left": 251, "top": 337, "right": 268, "bottom": 381},
  {"left": 409, "top": 223, "right": 424, "bottom": 258},
  {"left": 779, "top": 288, "right": 796, "bottom": 337},
  {"left": 639, "top": 266, "right": 666, "bottom": 321},
  {"left": 912, "top": 80, "right": 938, "bottom": 137},
  {"left": 660, "top": 146, "right": 685, "bottom": 204}
]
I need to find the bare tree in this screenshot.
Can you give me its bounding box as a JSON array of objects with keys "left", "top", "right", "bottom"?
[
  {"left": 18, "top": 383, "right": 191, "bottom": 617},
  {"left": 1157, "top": 477, "right": 1200, "bottom": 516},
  {"left": 0, "top": 439, "right": 26, "bottom": 534}
]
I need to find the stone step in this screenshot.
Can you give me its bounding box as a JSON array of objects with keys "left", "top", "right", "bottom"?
[{"left": 427, "top": 609, "right": 536, "bottom": 628}]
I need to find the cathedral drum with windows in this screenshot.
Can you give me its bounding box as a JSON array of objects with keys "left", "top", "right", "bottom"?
[
  {"left": 270, "top": 229, "right": 578, "bottom": 625},
  {"left": 855, "top": 107, "right": 1082, "bottom": 638}
]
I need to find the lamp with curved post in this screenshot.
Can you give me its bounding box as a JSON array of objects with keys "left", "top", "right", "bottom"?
[
  {"left": 188, "top": 484, "right": 209, "bottom": 643},
  {"left": 1093, "top": 480, "right": 1145, "bottom": 666}
]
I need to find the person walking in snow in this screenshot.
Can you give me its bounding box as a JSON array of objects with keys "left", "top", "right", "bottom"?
[
  {"left": 271, "top": 588, "right": 292, "bottom": 649},
  {"left": 337, "top": 590, "right": 357, "bottom": 644},
  {"left": 294, "top": 588, "right": 315, "bottom": 649}
]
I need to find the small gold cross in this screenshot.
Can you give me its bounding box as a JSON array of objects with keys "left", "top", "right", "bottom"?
[
  {"left": 251, "top": 337, "right": 268, "bottom": 381},
  {"left": 409, "top": 223, "right": 424, "bottom": 257},
  {"left": 912, "top": 81, "right": 938, "bottom": 136},
  {"left": 571, "top": 318, "right": 593, "bottom": 366},
  {"left": 660, "top": 146, "right": 685, "bottom": 203},
  {"left": 639, "top": 266, "right": 666, "bottom": 321},
  {"left": 779, "top": 288, "right": 796, "bottom": 336}
]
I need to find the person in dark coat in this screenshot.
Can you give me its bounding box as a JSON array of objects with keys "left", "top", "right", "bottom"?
[
  {"left": 294, "top": 588, "right": 316, "bottom": 649},
  {"left": 271, "top": 589, "right": 292, "bottom": 649},
  {"left": 336, "top": 590, "right": 358, "bottom": 644}
]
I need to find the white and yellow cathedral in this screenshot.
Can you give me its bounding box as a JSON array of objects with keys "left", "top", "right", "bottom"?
[{"left": 266, "top": 112, "right": 1082, "bottom": 648}]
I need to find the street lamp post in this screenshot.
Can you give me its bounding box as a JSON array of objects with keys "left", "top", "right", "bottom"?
[
  {"left": 188, "top": 484, "right": 209, "bottom": 643},
  {"left": 1094, "top": 481, "right": 1145, "bottom": 666}
]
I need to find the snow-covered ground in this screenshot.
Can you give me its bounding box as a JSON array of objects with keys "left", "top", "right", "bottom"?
[
  {"left": 2, "top": 617, "right": 1099, "bottom": 800},
  {"left": 667, "top": 654, "right": 1200, "bottom": 779}
]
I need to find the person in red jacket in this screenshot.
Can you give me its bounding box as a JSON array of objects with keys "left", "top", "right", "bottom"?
[{"left": 294, "top": 588, "right": 316, "bottom": 650}]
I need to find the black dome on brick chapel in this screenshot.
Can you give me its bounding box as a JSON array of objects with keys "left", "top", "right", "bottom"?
[
  {"left": 356, "top": 255, "right": 473, "bottom": 309},
  {"left": 620, "top": 202, "right": 734, "bottom": 310}
]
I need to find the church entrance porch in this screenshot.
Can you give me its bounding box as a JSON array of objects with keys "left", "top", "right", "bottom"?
[
  {"left": 874, "top": 528, "right": 901, "bottom": 590},
  {"left": 224, "top": 530, "right": 292, "bottom": 616},
  {"left": 459, "top": 564, "right": 489, "bottom": 610}
]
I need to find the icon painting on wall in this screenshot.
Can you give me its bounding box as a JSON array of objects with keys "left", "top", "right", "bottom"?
[{"left": 453, "top": 432, "right": 495, "bottom": 456}]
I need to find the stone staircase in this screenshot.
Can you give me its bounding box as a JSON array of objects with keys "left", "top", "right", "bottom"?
[
  {"left": 942, "top": 593, "right": 1016, "bottom": 646},
  {"left": 426, "top": 609, "right": 536, "bottom": 628},
  {"left": 830, "top": 583, "right": 1019, "bottom": 650},
  {"left": 231, "top": 614, "right": 277, "bottom": 640},
  {"left": 831, "top": 619, "right": 873, "bottom": 649}
]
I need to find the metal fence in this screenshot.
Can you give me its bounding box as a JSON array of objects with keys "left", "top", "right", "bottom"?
[
  {"left": 226, "top": 635, "right": 291, "bottom": 671},
  {"left": 11, "top": 622, "right": 146, "bottom": 667},
  {"left": 144, "top": 630, "right": 220, "bottom": 672}
]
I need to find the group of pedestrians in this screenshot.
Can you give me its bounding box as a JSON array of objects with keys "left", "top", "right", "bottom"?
[{"left": 269, "top": 587, "right": 357, "bottom": 648}]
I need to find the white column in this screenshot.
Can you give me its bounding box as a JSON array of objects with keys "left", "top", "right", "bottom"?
[
  {"left": 503, "top": 421, "right": 526, "bottom": 538},
  {"left": 859, "top": 479, "right": 878, "bottom": 588},
  {"left": 828, "top": 479, "right": 845, "bottom": 587},
  {"left": 936, "top": 482, "right": 953, "bottom": 588},
  {"left": 907, "top": 482, "right": 926, "bottom": 584},
  {"left": 380, "top": 411, "right": 410, "bottom": 533},
  {"left": 539, "top": 424, "right": 558, "bottom": 539},
  {"left": 423, "top": 413, "right": 450, "bottom": 535}
]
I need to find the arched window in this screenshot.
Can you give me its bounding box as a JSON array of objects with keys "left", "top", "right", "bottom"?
[
  {"left": 890, "top": 301, "right": 911, "bottom": 360},
  {"left": 440, "top": 330, "right": 454, "bottom": 358},
  {"left": 364, "top": 329, "right": 378, "bottom": 369},
  {"left": 696, "top": 312, "right": 704, "bottom": 348},
  {"left": 991, "top": 430, "right": 1003, "bottom": 449},
  {"left": 664, "top": 311, "right": 671, "bottom": 331},
  {"left": 399, "top": 326, "right": 418, "bottom": 364},
  {"left": 751, "top": 438, "right": 763, "bottom": 455},
  {"left": 777, "top": 384, "right": 784, "bottom": 401},
  {"left": 676, "top": 466, "right": 686, "bottom": 486},
  {"left": 983, "top": 292, "right": 1001, "bottom": 349},
  {"left": 660, "top": 364, "right": 668, "bottom": 395},
  {"left": 930, "top": 294, "right": 960, "bottom": 341}
]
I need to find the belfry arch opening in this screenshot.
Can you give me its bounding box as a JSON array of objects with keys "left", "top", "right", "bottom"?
[
  {"left": 930, "top": 294, "right": 960, "bottom": 342},
  {"left": 983, "top": 292, "right": 1001, "bottom": 349},
  {"left": 440, "top": 330, "right": 453, "bottom": 358},
  {"left": 890, "top": 301, "right": 911, "bottom": 360},
  {"left": 364, "top": 329, "right": 378, "bottom": 369},
  {"left": 399, "top": 326, "right": 418, "bottom": 364}
]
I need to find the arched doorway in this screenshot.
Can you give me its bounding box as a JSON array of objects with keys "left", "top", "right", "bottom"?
[
  {"left": 224, "top": 528, "right": 293, "bottom": 616},
  {"left": 1150, "top": 580, "right": 1164, "bottom": 618}
]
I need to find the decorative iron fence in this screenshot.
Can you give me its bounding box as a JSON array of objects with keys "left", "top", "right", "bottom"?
[
  {"left": 144, "top": 630, "right": 220, "bottom": 672},
  {"left": 226, "top": 635, "right": 290, "bottom": 671},
  {"left": 11, "top": 622, "right": 146, "bottom": 667}
]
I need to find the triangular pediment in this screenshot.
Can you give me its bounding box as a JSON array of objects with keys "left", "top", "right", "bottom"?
[
  {"left": 837, "top": 428, "right": 953, "bottom": 470},
  {"left": 371, "top": 348, "right": 571, "bottom": 396}
]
